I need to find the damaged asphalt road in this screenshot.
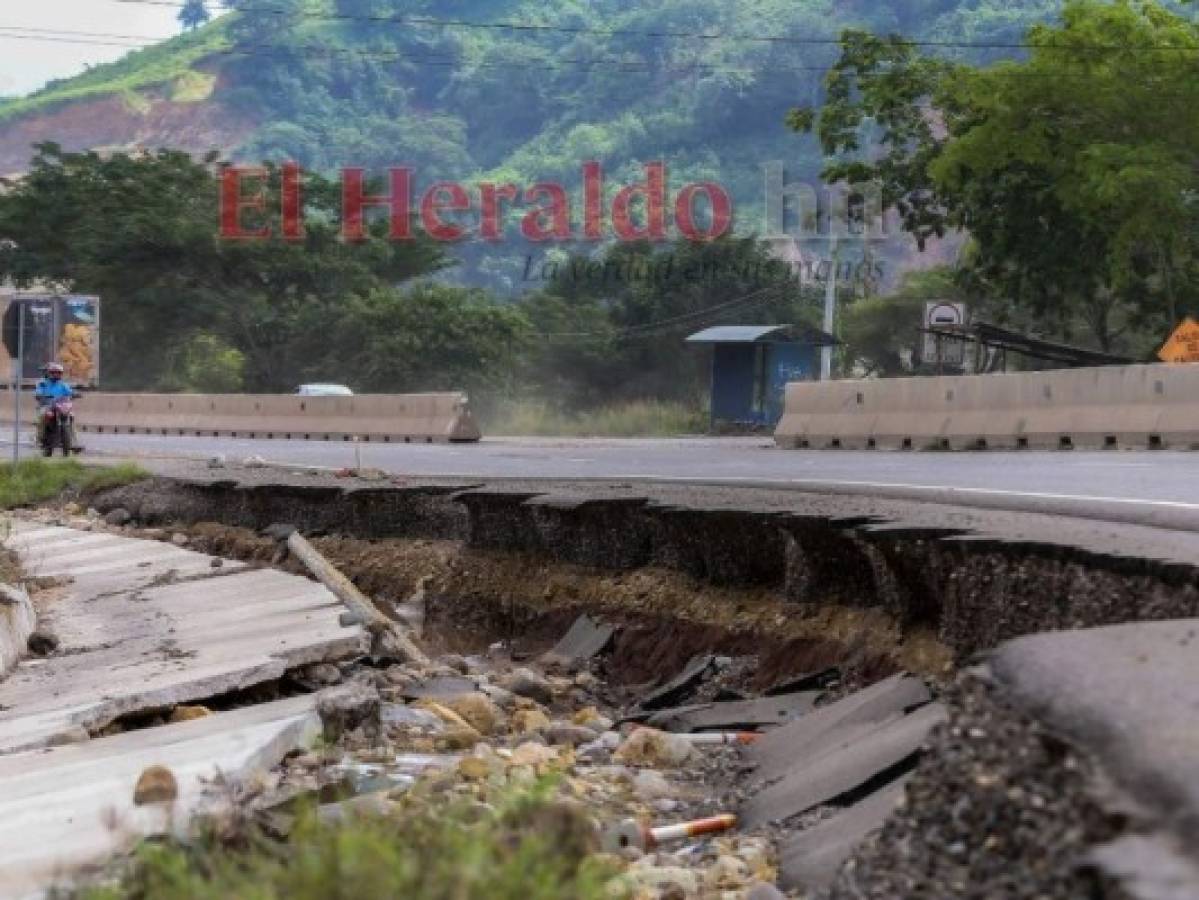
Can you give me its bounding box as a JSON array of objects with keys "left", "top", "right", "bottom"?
[
  {"left": 2, "top": 464, "right": 1199, "bottom": 898},
  {"left": 0, "top": 508, "right": 944, "bottom": 898}
]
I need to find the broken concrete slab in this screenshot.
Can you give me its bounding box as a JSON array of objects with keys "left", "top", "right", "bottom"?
[
  {"left": 541, "top": 615, "right": 615, "bottom": 670},
  {"left": 986, "top": 619, "right": 1199, "bottom": 862},
  {"left": 5, "top": 522, "right": 248, "bottom": 596},
  {"left": 763, "top": 666, "right": 840, "bottom": 697},
  {"left": 646, "top": 691, "right": 820, "bottom": 733},
  {"left": 635, "top": 654, "right": 717, "bottom": 711},
  {"left": 0, "top": 584, "right": 35, "bottom": 680},
  {"left": 0, "top": 524, "right": 368, "bottom": 751},
  {"left": 778, "top": 775, "right": 911, "bottom": 891},
  {"left": 401, "top": 675, "right": 479, "bottom": 701},
  {"left": 0, "top": 695, "right": 320, "bottom": 899},
  {"left": 748, "top": 674, "right": 932, "bottom": 781},
  {"left": 740, "top": 702, "right": 945, "bottom": 828}
]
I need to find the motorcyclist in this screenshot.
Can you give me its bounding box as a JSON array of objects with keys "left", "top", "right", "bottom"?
[{"left": 35, "top": 362, "right": 77, "bottom": 450}]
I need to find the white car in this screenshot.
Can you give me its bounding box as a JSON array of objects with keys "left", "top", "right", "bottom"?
[{"left": 295, "top": 383, "right": 354, "bottom": 397}]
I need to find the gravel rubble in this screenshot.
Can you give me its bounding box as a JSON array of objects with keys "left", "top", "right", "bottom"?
[{"left": 823, "top": 671, "right": 1123, "bottom": 899}]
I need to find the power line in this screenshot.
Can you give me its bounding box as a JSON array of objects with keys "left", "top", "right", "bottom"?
[
  {"left": 535, "top": 282, "right": 798, "bottom": 340},
  {"left": 615, "top": 285, "right": 788, "bottom": 335},
  {"left": 0, "top": 27, "right": 842, "bottom": 77},
  {"left": 110, "top": 0, "right": 1199, "bottom": 55},
  {"left": 1, "top": 26, "right": 1195, "bottom": 84},
  {"left": 0, "top": 29, "right": 839, "bottom": 77},
  {"left": 0, "top": 29, "right": 145, "bottom": 49}
]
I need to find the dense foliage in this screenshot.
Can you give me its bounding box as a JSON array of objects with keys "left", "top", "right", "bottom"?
[
  {"left": 797, "top": 0, "right": 1199, "bottom": 357},
  {"left": 3, "top": 0, "right": 1196, "bottom": 415},
  {"left": 216, "top": 0, "right": 1068, "bottom": 290},
  {"left": 517, "top": 237, "right": 822, "bottom": 409},
  {"left": 0, "top": 145, "right": 810, "bottom": 408},
  {"left": 2, "top": 0, "right": 1068, "bottom": 292},
  {"left": 0, "top": 144, "right": 458, "bottom": 391}
]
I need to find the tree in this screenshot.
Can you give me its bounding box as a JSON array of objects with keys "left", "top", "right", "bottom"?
[
  {"left": 289, "top": 284, "right": 532, "bottom": 397},
  {"left": 177, "top": 0, "right": 210, "bottom": 31},
  {"left": 518, "top": 236, "right": 821, "bottom": 409},
  {"left": 794, "top": 0, "right": 1199, "bottom": 355},
  {"left": 226, "top": 0, "right": 300, "bottom": 45},
  {"left": 841, "top": 269, "right": 950, "bottom": 376},
  {"left": 160, "top": 333, "right": 246, "bottom": 393},
  {"left": 0, "top": 144, "right": 450, "bottom": 391}
]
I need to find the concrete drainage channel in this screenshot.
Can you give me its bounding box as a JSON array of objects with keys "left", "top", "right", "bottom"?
[{"left": 2, "top": 466, "right": 1198, "bottom": 898}]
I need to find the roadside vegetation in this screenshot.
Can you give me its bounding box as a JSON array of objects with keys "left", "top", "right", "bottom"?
[
  {"left": 1, "top": 1, "right": 1195, "bottom": 432},
  {"left": 0, "top": 148, "right": 804, "bottom": 426},
  {"left": 794, "top": 0, "right": 1199, "bottom": 362},
  {"left": 0, "top": 461, "right": 147, "bottom": 510},
  {"left": 78, "top": 789, "right": 618, "bottom": 900},
  {"left": 492, "top": 399, "right": 708, "bottom": 437}
]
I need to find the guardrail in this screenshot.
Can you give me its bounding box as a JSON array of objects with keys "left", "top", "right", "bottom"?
[
  {"left": 774, "top": 364, "right": 1199, "bottom": 450},
  {"left": 1, "top": 392, "right": 482, "bottom": 443}
]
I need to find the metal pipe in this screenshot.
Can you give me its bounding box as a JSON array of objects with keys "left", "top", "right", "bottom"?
[{"left": 284, "top": 529, "right": 428, "bottom": 665}]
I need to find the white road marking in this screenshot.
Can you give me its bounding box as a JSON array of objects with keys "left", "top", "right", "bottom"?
[{"left": 395, "top": 471, "right": 1199, "bottom": 514}]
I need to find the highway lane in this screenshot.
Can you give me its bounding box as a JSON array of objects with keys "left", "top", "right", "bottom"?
[{"left": 43, "top": 431, "right": 1199, "bottom": 511}]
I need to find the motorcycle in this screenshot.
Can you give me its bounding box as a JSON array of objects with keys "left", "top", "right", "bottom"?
[{"left": 40, "top": 397, "right": 78, "bottom": 457}]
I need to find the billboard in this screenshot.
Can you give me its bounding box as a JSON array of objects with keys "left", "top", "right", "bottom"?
[{"left": 0, "top": 294, "right": 101, "bottom": 386}]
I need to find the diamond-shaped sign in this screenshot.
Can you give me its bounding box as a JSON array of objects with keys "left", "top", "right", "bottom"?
[{"left": 1158, "top": 317, "right": 1199, "bottom": 363}]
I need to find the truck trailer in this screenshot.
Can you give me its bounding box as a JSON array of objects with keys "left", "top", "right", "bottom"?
[{"left": 0, "top": 294, "right": 101, "bottom": 387}]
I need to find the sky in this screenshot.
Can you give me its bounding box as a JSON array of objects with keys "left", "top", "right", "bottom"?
[{"left": 0, "top": 0, "right": 209, "bottom": 97}]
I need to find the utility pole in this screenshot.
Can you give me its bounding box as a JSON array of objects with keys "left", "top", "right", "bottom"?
[
  {"left": 820, "top": 236, "right": 838, "bottom": 381},
  {"left": 11, "top": 302, "right": 23, "bottom": 464}
]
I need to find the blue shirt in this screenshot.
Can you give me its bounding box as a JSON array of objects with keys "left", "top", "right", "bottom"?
[{"left": 35, "top": 379, "right": 74, "bottom": 405}]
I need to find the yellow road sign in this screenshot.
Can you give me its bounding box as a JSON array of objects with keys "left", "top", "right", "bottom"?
[{"left": 1158, "top": 317, "right": 1199, "bottom": 363}]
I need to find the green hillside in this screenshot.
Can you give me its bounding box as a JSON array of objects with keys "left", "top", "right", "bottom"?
[
  {"left": 0, "top": 20, "right": 234, "bottom": 123},
  {"left": 3, "top": 0, "right": 1197, "bottom": 408},
  {"left": 0, "top": 0, "right": 1060, "bottom": 291}
]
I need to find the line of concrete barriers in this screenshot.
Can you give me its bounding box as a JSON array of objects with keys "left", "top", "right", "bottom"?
[
  {"left": 774, "top": 363, "right": 1199, "bottom": 450},
  {"left": 3, "top": 392, "right": 482, "bottom": 443}
]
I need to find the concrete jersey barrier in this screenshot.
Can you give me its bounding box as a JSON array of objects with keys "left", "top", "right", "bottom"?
[
  {"left": 775, "top": 364, "right": 1199, "bottom": 451},
  {"left": 2, "top": 392, "right": 482, "bottom": 443}
]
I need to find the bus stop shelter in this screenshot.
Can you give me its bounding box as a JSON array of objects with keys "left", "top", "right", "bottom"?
[{"left": 686, "top": 324, "right": 836, "bottom": 429}]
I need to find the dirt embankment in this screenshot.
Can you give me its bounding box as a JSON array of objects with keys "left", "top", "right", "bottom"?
[
  {"left": 91, "top": 475, "right": 1199, "bottom": 669},
  {"left": 184, "top": 520, "right": 948, "bottom": 689},
  {"left": 32, "top": 473, "right": 1190, "bottom": 898},
  {"left": 0, "top": 75, "right": 253, "bottom": 175}
]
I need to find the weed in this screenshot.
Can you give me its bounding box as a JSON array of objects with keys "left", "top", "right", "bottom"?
[
  {"left": 493, "top": 399, "right": 707, "bottom": 437},
  {"left": 76, "top": 788, "right": 621, "bottom": 900},
  {"left": 0, "top": 460, "right": 148, "bottom": 509}
]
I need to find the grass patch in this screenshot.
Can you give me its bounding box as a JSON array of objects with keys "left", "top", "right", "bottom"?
[
  {"left": 491, "top": 399, "right": 708, "bottom": 437},
  {"left": 0, "top": 460, "right": 147, "bottom": 509},
  {"left": 170, "top": 71, "right": 217, "bottom": 103},
  {"left": 77, "top": 789, "right": 619, "bottom": 900}
]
